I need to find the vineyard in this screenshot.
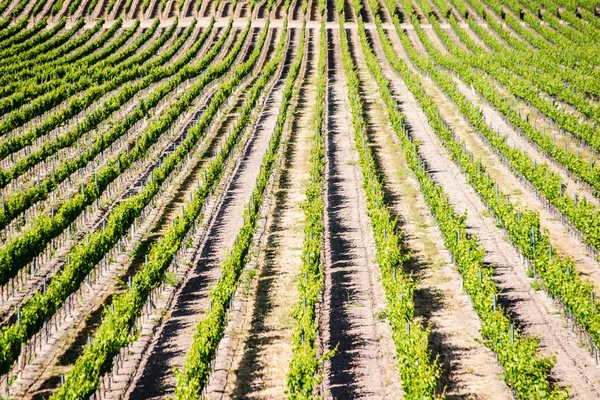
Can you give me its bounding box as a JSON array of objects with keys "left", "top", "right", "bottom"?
[{"left": 0, "top": 0, "right": 599, "bottom": 398}]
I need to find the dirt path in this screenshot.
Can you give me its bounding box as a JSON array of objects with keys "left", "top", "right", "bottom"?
[
  {"left": 318, "top": 28, "right": 399, "bottom": 399},
  {"left": 349, "top": 26, "right": 510, "bottom": 398},
  {"left": 121, "top": 27, "right": 294, "bottom": 400},
  {"left": 403, "top": 13, "right": 600, "bottom": 314},
  {"left": 203, "top": 26, "right": 299, "bottom": 399},
  {"left": 9, "top": 27, "right": 245, "bottom": 399},
  {"left": 214, "top": 27, "right": 315, "bottom": 399},
  {"left": 444, "top": 76, "right": 600, "bottom": 297},
  {"left": 371, "top": 19, "right": 600, "bottom": 399}
]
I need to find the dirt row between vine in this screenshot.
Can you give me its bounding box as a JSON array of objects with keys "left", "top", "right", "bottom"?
[
  {"left": 117, "top": 23, "right": 295, "bottom": 400},
  {"left": 317, "top": 27, "right": 401, "bottom": 399},
  {"left": 208, "top": 25, "right": 315, "bottom": 400},
  {"left": 8, "top": 23, "right": 250, "bottom": 399},
  {"left": 368, "top": 1, "right": 600, "bottom": 396},
  {"left": 349, "top": 16, "right": 510, "bottom": 396}
]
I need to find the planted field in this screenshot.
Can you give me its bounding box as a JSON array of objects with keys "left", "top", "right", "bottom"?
[{"left": 0, "top": 0, "right": 599, "bottom": 398}]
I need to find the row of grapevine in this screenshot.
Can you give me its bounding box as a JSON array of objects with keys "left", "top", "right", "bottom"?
[
  {"left": 0, "top": 20, "right": 182, "bottom": 189},
  {"left": 433, "top": 15, "right": 600, "bottom": 185},
  {"left": 175, "top": 15, "right": 307, "bottom": 399},
  {"left": 432, "top": 0, "right": 600, "bottom": 123},
  {"left": 0, "top": 20, "right": 200, "bottom": 249},
  {"left": 286, "top": 2, "right": 328, "bottom": 397},
  {"left": 340, "top": 0, "right": 442, "bottom": 396},
  {"left": 49, "top": 18, "right": 274, "bottom": 399},
  {"left": 0, "top": 21, "right": 203, "bottom": 256},
  {"left": 399, "top": 0, "right": 600, "bottom": 356},
  {"left": 0, "top": 18, "right": 82, "bottom": 71},
  {"left": 0, "top": 0, "right": 13, "bottom": 17},
  {"left": 0, "top": 19, "right": 103, "bottom": 100},
  {"left": 461, "top": 0, "right": 600, "bottom": 100},
  {"left": 0, "top": 20, "right": 139, "bottom": 136},
  {"left": 0, "top": 19, "right": 67, "bottom": 61},
  {"left": 505, "top": 0, "right": 595, "bottom": 55},
  {"left": 447, "top": 13, "right": 600, "bottom": 129},
  {"left": 67, "top": 0, "right": 84, "bottom": 15},
  {"left": 0, "top": 18, "right": 47, "bottom": 51},
  {"left": 0, "top": 18, "right": 223, "bottom": 290},
  {"left": 10, "top": 0, "right": 34, "bottom": 19},
  {"left": 0, "top": 18, "right": 27, "bottom": 44},
  {"left": 382, "top": 0, "right": 600, "bottom": 382},
  {"left": 0, "top": 18, "right": 247, "bottom": 376},
  {"left": 0, "top": 18, "right": 120, "bottom": 87},
  {"left": 1, "top": 21, "right": 189, "bottom": 182},
  {"left": 366, "top": 1, "right": 567, "bottom": 396},
  {"left": 0, "top": 20, "right": 159, "bottom": 159},
  {"left": 0, "top": 19, "right": 149, "bottom": 117},
  {"left": 549, "top": 0, "right": 600, "bottom": 31},
  {"left": 410, "top": 8, "right": 600, "bottom": 255},
  {"left": 477, "top": 0, "right": 597, "bottom": 72}
]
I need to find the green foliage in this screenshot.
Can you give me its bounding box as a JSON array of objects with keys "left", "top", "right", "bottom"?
[
  {"left": 0, "top": 18, "right": 240, "bottom": 378},
  {"left": 0, "top": 18, "right": 52, "bottom": 58},
  {"left": 339, "top": 2, "right": 442, "bottom": 396},
  {"left": 372, "top": 0, "right": 571, "bottom": 396},
  {"left": 0, "top": 19, "right": 212, "bottom": 288},
  {"left": 286, "top": 13, "right": 329, "bottom": 400},
  {"left": 0, "top": 17, "right": 28, "bottom": 43},
  {"left": 175, "top": 16, "right": 304, "bottom": 398},
  {"left": 399, "top": 0, "right": 600, "bottom": 357},
  {"left": 68, "top": 0, "right": 83, "bottom": 15},
  {"left": 51, "top": 19, "right": 272, "bottom": 399}
]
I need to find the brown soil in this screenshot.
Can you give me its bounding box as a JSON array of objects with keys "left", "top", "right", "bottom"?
[
  {"left": 377, "top": 17, "right": 600, "bottom": 399},
  {"left": 215, "top": 27, "right": 315, "bottom": 399},
  {"left": 351, "top": 21, "right": 510, "bottom": 397},
  {"left": 204, "top": 26, "right": 301, "bottom": 399},
  {"left": 120, "top": 28, "right": 293, "bottom": 400},
  {"left": 318, "top": 27, "right": 401, "bottom": 399}
]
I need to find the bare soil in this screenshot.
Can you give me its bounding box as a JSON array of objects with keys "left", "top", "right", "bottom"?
[
  {"left": 351, "top": 22, "right": 510, "bottom": 397},
  {"left": 216, "top": 27, "right": 315, "bottom": 399},
  {"left": 319, "top": 28, "right": 401, "bottom": 399},
  {"left": 204, "top": 26, "right": 301, "bottom": 399},
  {"left": 120, "top": 28, "right": 295, "bottom": 400},
  {"left": 376, "top": 18, "right": 600, "bottom": 399}
]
